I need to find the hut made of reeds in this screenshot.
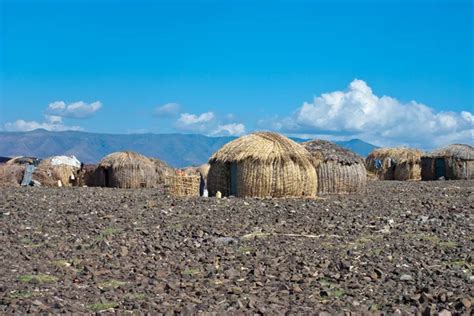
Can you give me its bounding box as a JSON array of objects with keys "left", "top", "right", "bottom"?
[
  {"left": 366, "top": 148, "right": 423, "bottom": 181},
  {"left": 421, "top": 144, "right": 473, "bottom": 180},
  {"left": 0, "top": 164, "right": 25, "bottom": 187},
  {"left": 302, "top": 139, "right": 367, "bottom": 194},
  {"left": 5, "top": 156, "right": 71, "bottom": 187},
  {"left": 94, "top": 151, "right": 161, "bottom": 188},
  {"left": 207, "top": 132, "right": 317, "bottom": 198},
  {"left": 36, "top": 156, "right": 81, "bottom": 187}
]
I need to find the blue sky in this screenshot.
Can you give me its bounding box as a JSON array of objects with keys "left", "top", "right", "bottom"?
[{"left": 0, "top": 0, "right": 472, "bottom": 148}]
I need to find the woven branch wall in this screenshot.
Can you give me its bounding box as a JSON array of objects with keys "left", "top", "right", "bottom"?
[{"left": 165, "top": 174, "right": 201, "bottom": 197}]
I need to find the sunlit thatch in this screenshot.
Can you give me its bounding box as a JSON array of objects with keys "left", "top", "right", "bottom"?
[
  {"left": 207, "top": 132, "right": 317, "bottom": 198},
  {"left": 366, "top": 147, "right": 423, "bottom": 181},
  {"left": 303, "top": 139, "right": 367, "bottom": 194}
]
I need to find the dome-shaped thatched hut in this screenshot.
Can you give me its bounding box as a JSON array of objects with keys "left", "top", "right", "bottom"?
[
  {"left": 207, "top": 132, "right": 317, "bottom": 198},
  {"left": 366, "top": 148, "right": 423, "bottom": 181},
  {"left": 421, "top": 144, "right": 473, "bottom": 180},
  {"left": 303, "top": 140, "right": 367, "bottom": 194},
  {"left": 94, "top": 151, "right": 167, "bottom": 188}
]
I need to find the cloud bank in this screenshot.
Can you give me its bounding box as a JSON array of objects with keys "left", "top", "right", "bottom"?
[
  {"left": 270, "top": 79, "right": 473, "bottom": 148},
  {"left": 3, "top": 100, "right": 102, "bottom": 132},
  {"left": 3, "top": 115, "right": 83, "bottom": 132},
  {"left": 46, "top": 101, "right": 102, "bottom": 119},
  {"left": 175, "top": 111, "right": 245, "bottom": 136}
]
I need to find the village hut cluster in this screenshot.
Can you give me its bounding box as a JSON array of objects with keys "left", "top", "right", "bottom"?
[{"left": 0, "top": 132, "right": 472, "bottom": 197}]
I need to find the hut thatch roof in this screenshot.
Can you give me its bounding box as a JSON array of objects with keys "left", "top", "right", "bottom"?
[
  {"left": 209, "top": 132, "right": 314, "bottom": 165},
  {"left": 6, "top": 156, "right": 39, "bottom": 165},
  {"left": 302, "top": 139, "right": 364, "bottom": 165},
  {"left": 99, "top": 151, "right": 153, "bottom": 168},
  {"left": 428, "top": 144, "right": 474, "bottom": 160},
  {"left": 367, "top": 147, "right": 423, "bottom": 164}
]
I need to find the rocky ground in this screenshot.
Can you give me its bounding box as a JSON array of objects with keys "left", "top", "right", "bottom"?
[{"left": 0, "top": 181, "right": 473, "bottom": 314}]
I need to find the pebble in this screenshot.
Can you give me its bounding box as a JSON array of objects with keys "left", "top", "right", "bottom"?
[{"left": 400, "top": 274, "right": 413, "bottom": 281}]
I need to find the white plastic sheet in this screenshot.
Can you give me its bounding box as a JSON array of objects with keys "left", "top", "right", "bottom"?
[{"left": 50, "top": 155, "right": 81, "bottom": 168}]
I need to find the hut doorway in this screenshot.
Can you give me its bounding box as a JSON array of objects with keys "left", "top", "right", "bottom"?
[
  {"left": 230, "top": 163, "right": 238, "bottom": 196},
  {"left": 435, "top": 158, "right": 445, "bottom": 179},
  {"left": 104, "top": 168, "right": 110, "bottom": 187}
]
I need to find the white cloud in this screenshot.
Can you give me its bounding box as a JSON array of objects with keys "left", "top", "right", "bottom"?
[
  {"left": 154, "top": 103, "right": 181, "bottom": 117},
  {"left": 211, "top": 123, "right": 246, "bottom": 136},
  {"left": 178, "top": 112, "right": 215, "bottom": 125},
  {"left": 174, "top": 111, "right": 245, "bottom": 136},
  {"left": 46, "top": 101, "right": 102, "bottom": 119},
  {"left": 175, "top": 112, "right": 216, "bottom": 133},
  {"left": 270, "top": 79, "right": 473, "bottom": 148},
  {"left": 3, "top": 117, "right": 83, "bottom": 132}
]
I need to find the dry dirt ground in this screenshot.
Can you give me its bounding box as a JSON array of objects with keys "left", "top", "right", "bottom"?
[{"left": 0, "top": 181, "right": 473, "bottom": 315}]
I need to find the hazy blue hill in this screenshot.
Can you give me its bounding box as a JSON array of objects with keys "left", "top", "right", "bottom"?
[{"left": 0, "top": 130, "right": 377, "bottom": 167}]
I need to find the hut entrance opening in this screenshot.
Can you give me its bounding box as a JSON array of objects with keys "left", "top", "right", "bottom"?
[
  {"left": 104, "top": 168, "right": 111, "bottom": 187},
  {"left": 230, "top": 162, "right": 238, "bottom": 196},
  {"left": 435, "top": 158, "right": 445, "bottom": 179}
]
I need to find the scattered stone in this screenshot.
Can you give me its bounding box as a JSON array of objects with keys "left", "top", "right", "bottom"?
[{"left": 400, "top": 274, "right": 413, "bottom": 281}]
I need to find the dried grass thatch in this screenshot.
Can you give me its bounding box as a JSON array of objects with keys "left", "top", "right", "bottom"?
[
  {"left": 421, "top": 144, "right": 474, "bottom": 180},
  {"left": 37, "top": 158, "right": 80, "bottom": 187},
  {"left": 303, "top": 139, "right": 367, "bottom": 194},
  {"left": 207, "top": 132, "right": 317, "bottom": 198},
  {"left": 151, "top": 158, "right": 174, "bottom": 184},
  {"left": 94, "top": 151, "right": 159, "bottom": 188},
  {"left": 366, "top": 147, "right": 423, "bottom": 181},
  {"left": 0, "top": 164, "right": 25, "bottom": 187},
  {"left": 6, "top": 156, "right": 38, "bottom": 166}
]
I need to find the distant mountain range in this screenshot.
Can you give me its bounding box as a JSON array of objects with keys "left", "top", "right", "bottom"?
[{"left": 0, "top": 129, "right": 378, "bottom": 168}]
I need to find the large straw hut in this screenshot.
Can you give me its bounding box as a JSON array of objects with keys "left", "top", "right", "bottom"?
[
  {"left": 94, "top": 151, "right": 172, "bottom": 188},
  {"left": 207, "top": 132, "right": 317, "bottom": 198},
  {"left": 366, "top": 148, "right": 423, "bottom": 181},
  {"left": 421, "top": 144, "right": 473, "bottom": 180},
  {"left": 302, "top": 139, "right": 367, "bottom": 194}
]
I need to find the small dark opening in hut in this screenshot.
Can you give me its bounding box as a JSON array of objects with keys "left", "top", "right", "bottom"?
[
  {"left": 104, "top": 168, "right": 110, "bottom": 187},
  {"left": 230, "top": 162, "right": 237, "bottom": 196},
  {"left": 435, "top": 158, "right": 445, "bottom": 178}
]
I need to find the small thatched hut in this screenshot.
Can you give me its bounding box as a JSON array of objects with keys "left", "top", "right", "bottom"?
[
  {"left": 5, "top": 155, "right": 73, "bottom": 187},
  {"left": 94, "top": 151, "right": 163, "bottom": 188},
  {"left": 207, "top": 132, "right": 317, "bottom": 198},
  {"left": 36, "top": 156, "right": 81, "bottom": 187},
  {"left": 303, "top": 140, "right": 367, "bottom": 194},
  {"left": 421, "top": 144, "right": 474, "bottom": 180},
  {"left": 366, "top": 148, "right": 423, "bottom": 181}
]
